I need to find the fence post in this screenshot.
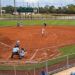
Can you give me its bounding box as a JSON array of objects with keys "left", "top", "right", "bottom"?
[
  {"left": 34, "top": 64, "right": 36, "bottom": 75},
  {"left": 67, "top": 55, "right": 69, "bottom": 68},
  {"left": 14, "top": 63, "right": 16, "bottom": 75},
  {"left": 46, "top": 61, "right": 48, "bottom": 74}
]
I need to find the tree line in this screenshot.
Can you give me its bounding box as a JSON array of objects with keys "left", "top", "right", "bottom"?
[{"left": 2, "top": 4, "right": 75, "bottom": 14}]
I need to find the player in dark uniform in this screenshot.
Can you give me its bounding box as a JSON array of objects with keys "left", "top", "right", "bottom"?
[
  {"left": 11, "top": 45, "right": 21, "bottom": 59},
  {"left": 44, "top": 23, "right": 47, "bottom": 28}
]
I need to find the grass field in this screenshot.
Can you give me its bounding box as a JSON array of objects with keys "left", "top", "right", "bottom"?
[
  {"left": 59, "top": 45, "right": 75, "bottom": 55},
  {"left": 0, "top": 20, "right": 75, "bottom": 27}
]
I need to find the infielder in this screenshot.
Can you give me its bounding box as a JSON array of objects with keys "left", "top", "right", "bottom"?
[
  {"left": 20, "top": 22, "right": 23, "bottom": 27},
  {"left": 17, "top": 22, "right": 20, "bottom": 27},
  {"left": 43, "top": 23, "right": 47, "bottom": 28},
  {"left": 42, "top": 28, "right": 45, "bottom": 36}
]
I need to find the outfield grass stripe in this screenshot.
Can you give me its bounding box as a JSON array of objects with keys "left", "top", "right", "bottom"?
[
  {"left": 59, "top": 45, "right": 75, "bottom": 55},
  {"left": 0, "top": 20, "right": 75, "bottom": 27}
]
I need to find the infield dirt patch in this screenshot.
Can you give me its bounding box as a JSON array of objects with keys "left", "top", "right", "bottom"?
[{"left": 0, "top": 25, "right": 75, "bottom": 62}]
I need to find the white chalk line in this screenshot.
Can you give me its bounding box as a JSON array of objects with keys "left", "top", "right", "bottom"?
[
  {"left": 0, "top": 41, "right": 74, "bottom": 61},
  {"left": 29, "top": 49, "right": 39, "bottom": 60},
  {"left": 0, "top": 41, "right": 12, "bottom": 48},
  {"left": 29, "top": 41, "right": 75, "bottom": 60},
  {"left": 39, "top": 41, "right": 75, "bottom": 50},
  {"left": 0, "top": 41, "right": 13, "bottom": 60}
]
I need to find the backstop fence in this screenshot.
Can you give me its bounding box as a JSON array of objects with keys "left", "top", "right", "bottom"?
[{"left": 0, "top": 53, "right": 75, "bottom": 75}]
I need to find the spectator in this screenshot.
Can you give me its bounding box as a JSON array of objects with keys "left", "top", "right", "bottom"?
[
  {"left": 41, "top": 70, "right": 47, "bottom": 75},
  {"left": 71, "top": 72, "right": 75, "bottom": 75}
]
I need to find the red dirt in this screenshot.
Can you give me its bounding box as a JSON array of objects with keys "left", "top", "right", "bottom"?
[{"left": 0, "top": 25, "right": 75, "bottom": 62}]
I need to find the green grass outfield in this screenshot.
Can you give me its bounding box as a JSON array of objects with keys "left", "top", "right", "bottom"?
[
  {"left": 0, "top": 19, "right": 75, "bottom": 27},
  {"left": 59, "top": 45, "right": 75, "bottom": 55}
]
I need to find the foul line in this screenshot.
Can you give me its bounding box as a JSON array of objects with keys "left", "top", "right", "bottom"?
[
  {"left": 0, "top": 41, "right": 12, "bottom": 48},
  {"left": 29, "top": 41, "right": 75, "bottom": 60},
  {"left": 40, "top": 41, "right": 75, "bottom": 50},
  {"left": 29, "top": 49, "right": 39, "bottom": 60},
  {"left": 0, "top": 41, "right": 12, "bottom": 61}
]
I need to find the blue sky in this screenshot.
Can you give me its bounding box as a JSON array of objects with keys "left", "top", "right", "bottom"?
[{"left": 1, "top": 0, "right": 75, "bottom": 7}]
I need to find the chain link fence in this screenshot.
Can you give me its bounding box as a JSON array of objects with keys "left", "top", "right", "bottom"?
[{"left": 0, "top": 53, "right": 75, "bottom": 75}]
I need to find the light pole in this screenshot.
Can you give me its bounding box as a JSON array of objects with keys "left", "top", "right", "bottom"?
[
  {"left": 38, "top": 2, "right": 39, "bottom": 14},
  {"left": 27, "top": 2, "right": 28, "bottom": 8},
  {"left": 14, "top": 0, "right": 16, "bottom": 15},
  {"left": 0, "top": 0, "right": 2, "bottom": 16}
]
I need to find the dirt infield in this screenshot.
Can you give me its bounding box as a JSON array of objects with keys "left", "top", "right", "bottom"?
[{"left": 0, "top": 25, "right": 75, "bottom": 62}]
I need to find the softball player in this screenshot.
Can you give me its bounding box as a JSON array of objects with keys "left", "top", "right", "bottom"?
[
  {"left": 44, "top": 23, "right": 47, "bottom": 28},
  {"left": 17, "top": 22, "right": 20, "bottom": 27},
  {"left": 20, "top": 48, "right": 27, "bottom": 57},
  {"left": 16, "top": 40, "right": 20, "bottom": 47},
  {"left": 11, "top": 45, "right": 21, "bottom": 59},
  {"left": 42, "top": 28, "right": 45, "bottom": 36}
]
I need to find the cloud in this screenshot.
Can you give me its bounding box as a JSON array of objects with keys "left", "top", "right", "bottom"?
[
  {"left": 2, "top": 0, "right": 75, "bottom": 7},
  {"left": 16, "top": 0, "right": 75, "bottom": 4},
  {"left": 16, "top": 0, "right": 39, "bottom": 3}
]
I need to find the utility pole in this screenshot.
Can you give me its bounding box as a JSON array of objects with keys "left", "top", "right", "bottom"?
[
  {"left": 14, "top": 0, "right": 16, "bottom": 15},
  {"left": 32, "top": 2, "right": 34, "bottom": 8},
  {"left": 27, "top": 2, "right": 28, "bottom": 8},
  {"left": 38, "top": 2, "right": 39, "bottom": 14},
  {"left": 0, "top": 0, "right": 2, "bottom": 16}
]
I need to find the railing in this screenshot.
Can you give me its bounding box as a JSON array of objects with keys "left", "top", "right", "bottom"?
[{"left": 1, "top": 16, "right": 75, "bottom": 20}]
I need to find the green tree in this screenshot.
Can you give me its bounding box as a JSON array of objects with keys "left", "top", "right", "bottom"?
[
  {"left": 3, "top": 6, "right": 14, "bottom": 14},
  {"left": 67, "top": 4, "right": 75, "bottom": 14},
  {"left": 39, "top": 7, "right": 46, "bottom": 13},
  {"left": 44, "top": 5, "right": 49, "bottom": 13},
  {"left": 49, "top": 6, "right": 56, "bottom": 13}
]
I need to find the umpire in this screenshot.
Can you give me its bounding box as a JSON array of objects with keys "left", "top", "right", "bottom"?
[{"left": 11, "top": 45, "right": 21, "bottom": 59}]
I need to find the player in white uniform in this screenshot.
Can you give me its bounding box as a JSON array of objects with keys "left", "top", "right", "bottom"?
[{"left": 42, "top": 28, "right": 45, "bottom": 36}]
